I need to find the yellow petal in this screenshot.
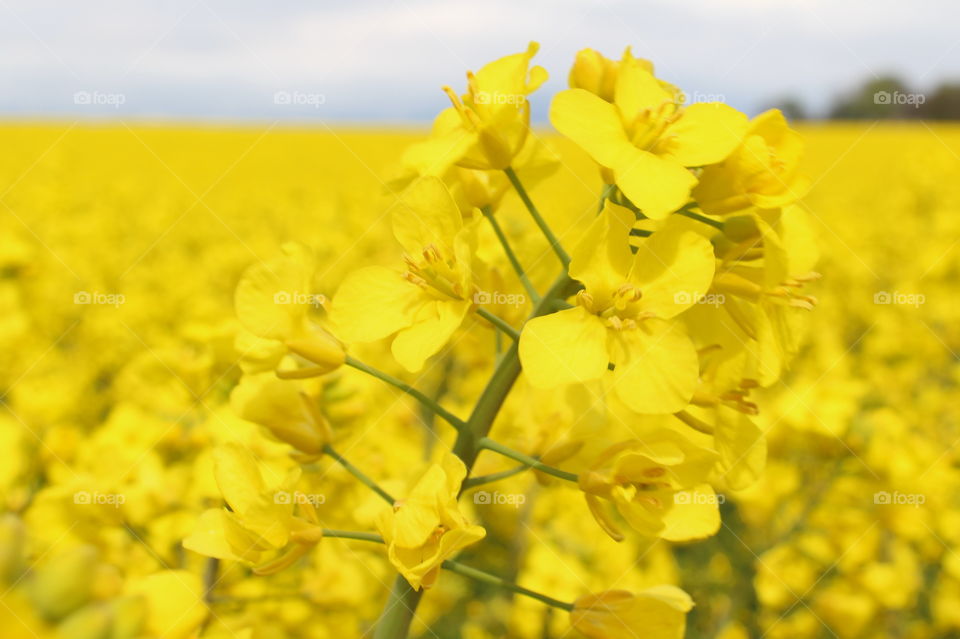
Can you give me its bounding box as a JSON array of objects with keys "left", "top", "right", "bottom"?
[
  {"left": 391, "top": 176, "right": 463, "bottom": 257},
  {"left": 519, "top": 307, "right": 609, "bottom": 388},
  {"left": 614, "top": 61, "right": 674, "bottom": 120},
  {"left": 392, "top": 299, "right": 470, "bottom": 372},
  {"left": 182, "top": 509, "right": 242, "bottom": 562},
  {"left": 661, "top": 484, "right": 721, "bottom": 541},
  {"left": 610, "top": 319, "right": 698, "bottom": 414},
  {"left": 613, "top": 149, "right": 696, "bottom": 219},
  {"left": 629, "top": 216, "right": 716, "bottom": 318},
  {"left": 663, "top": 102, "right": 748, "bottom": 167},
  {"left": 212, "top": 443, "right": 266, "bottom": 515},
  {"left": 569, "top": 201, "right": 634, "bottom": 302},
  {"left": 329, "top": 266, "right": 424, "bottom": 343},
  {"left": 571, "top": 586, "right": 692, "bottom": 639},
  {"left": 234, "top": 243, "right": 313, "bottom": 340},
  {"left": 715, "top": 408, "right": 766, "bottom": 490},
  {"left": 550, "top": 89, "right": 635, "bottom": 168}
]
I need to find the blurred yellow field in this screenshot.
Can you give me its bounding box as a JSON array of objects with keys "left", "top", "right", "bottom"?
[{"left": 3, "top": 116, "right": 960, "bottom": 639}]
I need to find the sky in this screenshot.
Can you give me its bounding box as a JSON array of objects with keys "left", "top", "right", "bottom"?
[{"left": 1, "top": 0, "right": 958, "bottom": 123}]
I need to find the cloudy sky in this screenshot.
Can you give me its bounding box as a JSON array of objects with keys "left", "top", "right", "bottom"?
[{"left": 1, "top": 0, "right": 958, "bottom": 122}]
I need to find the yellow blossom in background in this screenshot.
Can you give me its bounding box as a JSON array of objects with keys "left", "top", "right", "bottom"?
[{"left": 376, "top": 454, "right": 486, "bottom": 591}]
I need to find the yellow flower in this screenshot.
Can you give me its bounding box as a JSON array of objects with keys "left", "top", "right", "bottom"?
[
  {"left": 568, "top": 47, "right": 674, "bottom": 103},
  {"left": 235, "top": 243, "right": 345, "bottom": 376},
  {"left": 436, "top": 42, "right": 547, "bottom": 171},
  {"left": 694, "top": 109, "right": 810, "bottom": 215},
  {"left": 518, "top": 202, "right": 714, "bottom": 414},
  {"left": 551, "top": 56, "right": 747, "bottom": 218},
  {"left": 375, "top": 453, "right": 486, "bottom": 590},
  {"left": 330, "top": 176, "right": 477, "bottom": 372},
  {"left": 230, "top": 372, "right": 332, "bottom": 456},
  {"left": 578, "top": 432, "right": 720, "bottom": 541},
  {"left": 691, "top": 206, "right": 819, "bottom": 386},
  {"left": 183, "top": 444, "right": 324, "bottom": 574},
  {"left": 570, "top": 585, "right": 693, "bottom": 639}
]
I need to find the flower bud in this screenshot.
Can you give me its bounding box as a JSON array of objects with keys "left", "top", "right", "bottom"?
[{"left": 569, "top": 49, "right": 618, "bottom": 101}]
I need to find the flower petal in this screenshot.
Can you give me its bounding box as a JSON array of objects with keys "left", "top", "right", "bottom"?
[
  {"left": 613, "top": 149, "right": 696, "bottom": 219},
  {"left": 663, "top": 102, "right": 748, "bottom": 167},
  {"left": 610, "top": 319, "right": 698, "bottom": 414},
  {"left": 519, "top": 307, "right": 609, "bottom": 388},
  {"left": 392, "top": 299, "right": 470, "bottom": 372},
  {"left": 550, "top": 89, "right": 635, "bottom": 168}
]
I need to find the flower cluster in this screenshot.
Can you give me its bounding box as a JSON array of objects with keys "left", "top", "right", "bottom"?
[{"left": 179, "top": 44, "right": 818, "bottom": 637}]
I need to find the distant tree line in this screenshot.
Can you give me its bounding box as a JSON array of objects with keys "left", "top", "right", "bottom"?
[{"left": 767, "top": 76, "right": 960, "bottom": 120}]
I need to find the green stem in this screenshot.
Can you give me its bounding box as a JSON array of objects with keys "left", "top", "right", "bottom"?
[
  {"left": 441, "top": 560, "right": 574, "bottom": 612},
  {"left": 322, "top": 444, "right": 395, "bottom": 504},
  {"left": 598, "top": 183, "right": 616, "bottom": 213},
  {"left": 374, "top": 575, "right": 423, "bottom": 639},
  {"left": 346, "top": 355, "right": 466, "bottom": 431},
  {"left": 478, "top": 437, "right": 579, "bottom": 484},
  {"left": 481, "top": 206, "right": 540, "bottom": 303},
  {"left": 504, "top": 167, "right": 570, "bottom": 267},
  {"left": 462, "top": 464, "right": 529, "bottom": 490},
  {"left": 375, "top": 273, "right": 578, "bottom": 636},
  {"left": 322, "top": 529, "right": 384, "bottom": 544},
  {"left": 475, "top": 307, "right": 521, "bottom": 341},
  {"left": 677, "top": 208, "right": 724, "bottom": 230}
]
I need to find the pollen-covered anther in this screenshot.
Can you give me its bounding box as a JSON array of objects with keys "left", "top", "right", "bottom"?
[
  {"left": 614, "top": 283, "right": 643, "bottom": 303},
  {"left": 720, "top": 390, "right": 759, "bottom": 415},
  {"left": 442, "top": 85, "right": 482, "bottom": 131},
  {"left": 576, "top": 290, "right": 595, "bottom": 311},
  {"left": 422, "top": 244, "right": 442, "bottom": 264},
  {"left": 402, "top": 272, "right": 427, "bottom": 288}
]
